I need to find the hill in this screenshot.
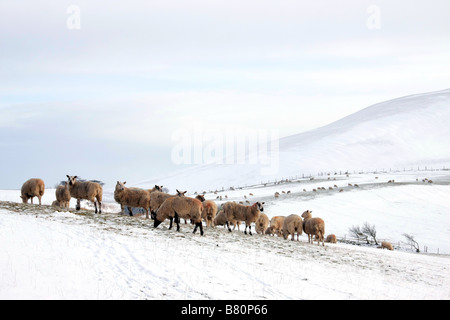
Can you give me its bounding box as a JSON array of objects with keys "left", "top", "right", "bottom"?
[{"left": 135, "top": 89, "right": 450, "bottom": 192}]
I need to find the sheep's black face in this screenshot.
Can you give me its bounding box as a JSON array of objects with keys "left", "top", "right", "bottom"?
[
  {"left": 154, "top": 218, "right": 162, "bottom": 228},
  {"left": 66, "top": 175, "right": 77, "bottom": 186},
  {"left": 256, "top": 202, "right": 265, "bottom": 212},
  {"left": 196, "top": 194, "right": 205, "bottom": 202}
]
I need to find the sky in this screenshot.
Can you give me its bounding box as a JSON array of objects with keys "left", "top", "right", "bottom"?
[{"left": 0, "top": 0, "right": 449, "bottom": 189}]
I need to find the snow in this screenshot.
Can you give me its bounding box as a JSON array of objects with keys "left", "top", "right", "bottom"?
[
  {"left": 1, "top": 90, "right": 449, "bottom": 300},
  {"left": 1, "top": 201, "right": 449, "bottom": 300},
  {"left": 135, "top": 89, "right": 450, "bottom": 192}
]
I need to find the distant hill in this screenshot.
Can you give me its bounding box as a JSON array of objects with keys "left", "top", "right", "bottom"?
[{"left": 135, "top": 89, "right": 450, "bottom": 192}]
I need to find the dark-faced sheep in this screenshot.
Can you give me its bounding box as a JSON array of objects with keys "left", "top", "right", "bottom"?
[
  {"left": 20, "top": 178, "right": 45, "bottom": 205},
  {"left": 154, "top": 196, "right": 204, "bottom": 235},
  {"left": 223, "top": 201, "right": 264, "bottom": 235},
  {"left": 66, "top": 175, "right": 103, "bottom": 213},
  {"left": 195, "top": 195, "right": 218, "bottom": 227},
  {"left": 55, "top": 182, "right": 71, "bottom": 208},
  {"left": 282, "top": 214, "right": 303, "bottom": 241},
  {"left": 149, "top": 189, "right": 185, "bottom": 219},
  {"left": 301, "top": 210, "right": 325, "bottom": 246}
]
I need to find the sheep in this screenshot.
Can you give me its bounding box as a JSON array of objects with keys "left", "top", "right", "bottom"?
[
  {"left": 214, "top": 209, "right": 241, "bottom": 230},
  {"left": 20, "top": 178, "right": 45, "bottom": 205},
  {"left": 66, "top": 175, "right": 103, "bottom": 213},
  {"left": 119, "top": 184, "right": 162, "bottom": 216},
  {"left": 148, "top": 185, "right": 163, "bottom": 193},
  {"left": 51, "top": 200, "right": 61, "bottom": 207},
  {"left": 381, "top": 241, "right": 393, "bottom": 250},
  {"left": 55, "top": 182, "right": 71, "bottom": 208},
  {"left": 282, "top": 214, "right": 303, "bottom": 241},
  {"left": 149, "top": 189, "right": 185, "bottom": 219},
  {"left": 266, "top": 216, "right": 285, "bottom": 237},
  {"left": 114, "top": 181, "right": 153, "bottom": 218},
  {"left": 154, "top": 196, "right": 204, "bottom": 235},
  {"left": 223, "top": 201, "right": 264, "bottom": 235},
  {"left": 195, "top": 195, "right": 218, "bottom": 227},
  {"left": 213, "top": 209, "right": 227, "bottom": 228},
  {"left": 325, "top": 234, "right": 337, "bottom": 243},
  {"left": 274, "top": 192, "right": 280, "bottom": 198},
  {"left": 301, "top": 210, "right": 325, "bottom": 246},
  {"left": 255, "top": 213, "right": 269, "bottom": 235}
]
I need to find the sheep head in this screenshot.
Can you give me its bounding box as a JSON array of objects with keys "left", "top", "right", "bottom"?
[
  {"left": 255, "top": 201, "right": 265, "bottom": 212},
  {"left": 301, "top": 210, "right": 312, "bottom": 219},
  {"left": 66, "top": 175, "right": 78, "bottom": 186},
  {"left": 176, "top": 189, "right": 187, "bottom": 196},
  {"left": 196, "top": 194, "right": 206, "bottom": 202},
  {"left": 115, "top": 181, "right": 127, "bottom": 192}
]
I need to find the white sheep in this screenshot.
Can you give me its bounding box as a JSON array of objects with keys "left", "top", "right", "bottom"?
[
  {"left": 214, "top": 209, "right": 240, "bottom": 230},
  {"left": 301, "top": 210, "right": 325, "bottom": 246},
  {"left": 266, "top": 216, "right": 285, "bottom": 236},
  {"left": 20, "top": 178, "right": 45, "bottom": 205},
  {"left": 223, "top": 201, "right": 264, "bottom": 235},
  {"left": 255, "top": 213, "right": 269, "bottom": 235},
  {"left": 66, "top": 175, "right": 103, "bottom": 213},
  {"left": 195, "top": 194, "right": 218, "bottom": 227},
  {"left": 381, "top": 241, "right": 393, "bottom": 250},
  {"left": 55, "top": 182, "right": 71, "bottom": 208},
  {"left": 122, "top": 184, "right": 162, "bottom": 216},
  {"left": 282, "top": 214, "right": 303, "bottom": 241},
  {"left": 114, "top": 181, "right": 153, "bottom": 218},
  {"left": 325, "top": 234, "right": 337, "bottom": 243}
]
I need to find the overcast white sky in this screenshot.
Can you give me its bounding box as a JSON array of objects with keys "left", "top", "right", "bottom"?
[{"left": 1, "top": 0, "right": 449, "bottom": 189}]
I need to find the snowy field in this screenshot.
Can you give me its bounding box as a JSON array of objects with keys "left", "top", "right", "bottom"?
[
  {"left": 1, "top": 90, "right": 449, "bottom": 300},
  {"left": 1, "top": 169, "right": 449, "bottom": 300}
]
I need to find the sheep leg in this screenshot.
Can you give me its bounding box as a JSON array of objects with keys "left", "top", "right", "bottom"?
[
  {"left": 193, "top": 222, "right": 204, "bottom": 236},
  {"left": 94, "top": 201, "right": 98, "bottom": 214},
  {"left": 169, "top": 217, "right": 173, "bottom": 230},
  {"left": 30, "top": 197, "right": 34, "bottom": 204},
  {"left": 98, "top": 200, "right": 102, "bottom": 214},
  {"left": 174, "top": 212, "right": 181, "bottom": 231},
  {"left": 248, "top": 225, "right": 253, "bottom": 236},
  {"left": 226, "top": 221, "right": 232, "bottom": 232},
  {"left": 76, "top": 199, "right": 81, "bottom": 210},
  {"left": 38, "top": 196, "right": 42, "bottom": 205}
]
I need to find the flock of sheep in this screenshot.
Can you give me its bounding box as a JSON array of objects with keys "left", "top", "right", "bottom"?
[{"left": 18, "top": 176, "right": 394, "bottom": 249}]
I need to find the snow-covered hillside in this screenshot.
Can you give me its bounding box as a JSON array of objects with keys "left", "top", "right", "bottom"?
[
  {"left": 1, "top": 200, "right": 449, "bottom": 300},
  {"left": 135, "top": 89, "right": 450, "bottom": 192},
  {"left": 1, "top": 90, "right": 449, "bottom": 300}
]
